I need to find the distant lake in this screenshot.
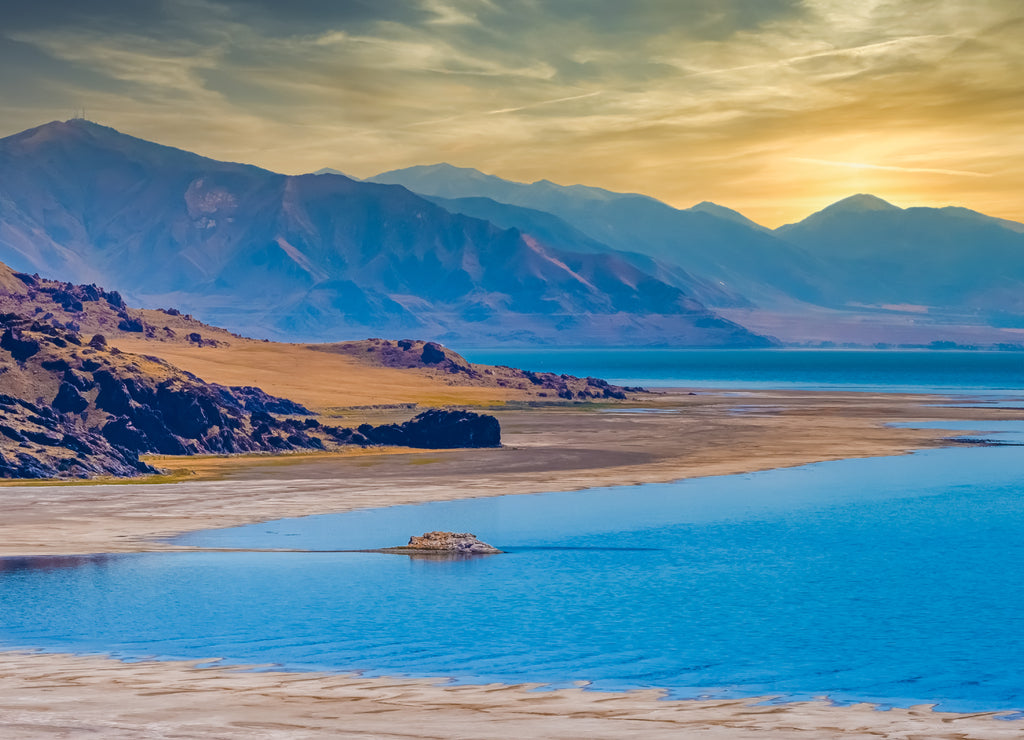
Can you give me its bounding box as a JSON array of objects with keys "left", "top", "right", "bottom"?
[
  {"left": 3, "top": 427, "right": 1024, "bottom": 714},
  {"left": 461, "top": 348, "right": 1024, "bottom": 394}
]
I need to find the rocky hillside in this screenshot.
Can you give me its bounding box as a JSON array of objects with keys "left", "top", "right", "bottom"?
[
  {"left": 0, "top": 264, "right": 238, "bottom": 347},
  {"left": 0, "top": 313, "right": 317, "bottom": 478},
  {"left": 0, "top": 264, "right": 646, "bottom": 480},
  {"left": 314, "top": 338, "right": 637, "bottom": 401},
  {"left": 0, "top": 311, "right": 503, "bottom": 479}
]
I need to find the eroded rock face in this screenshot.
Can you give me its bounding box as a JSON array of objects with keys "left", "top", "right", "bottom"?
[
  {"left": 327, "top": 409, "right": 500, "bottom": 449},
  {"left": 405, "top": 531, "right": 501, "bottom": 554}
]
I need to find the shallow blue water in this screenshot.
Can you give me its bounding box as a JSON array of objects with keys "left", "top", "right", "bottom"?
[
  {"left": 3, "top": 441, "right": 1024, "bottom": 713},
  {"left": 462, "top": 348, "right": 1024, "bottom": 394}
]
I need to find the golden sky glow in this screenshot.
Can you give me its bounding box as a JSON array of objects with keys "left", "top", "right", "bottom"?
[{"left": 1, "top": 0, "right": 1022, "bottom": 226}]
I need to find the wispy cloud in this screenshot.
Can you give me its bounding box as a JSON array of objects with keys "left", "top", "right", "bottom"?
[
  {"left": 485, "top": 91, "right": 604, "bottom": 116},
  {"left": 679, "top": 34, "right": 956, "bottom": 78},
  {"left": 401, "top": 90, "right": 603, "bottom": 129},
  {"left": 790, "top": 158, "right": 993, "bottom": 178},
  {"left": 2, "top": 0, "right": 1023, "bottom": 225}
]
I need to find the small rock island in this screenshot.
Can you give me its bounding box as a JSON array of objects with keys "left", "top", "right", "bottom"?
[{"left": 382, "top": 531, "right": 502, "bottom": 555}]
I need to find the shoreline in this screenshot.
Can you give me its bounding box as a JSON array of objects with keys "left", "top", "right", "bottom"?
[
  {"left": 0, "top": 388, "right": 995, "bottom": 558},
  {"left": 0, "top": 651, "right": 1019, "bottom": 739},
  {"left": 2, "top": 388, "right": 1022, "bottom": 737}
]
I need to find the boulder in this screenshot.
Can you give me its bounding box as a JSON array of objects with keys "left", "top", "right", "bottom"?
[{"left": 404, "top": 531, "right": 502, "bottom": 554}]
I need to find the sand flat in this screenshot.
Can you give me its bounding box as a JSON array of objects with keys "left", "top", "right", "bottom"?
[
  {"left": 2, "top": 389, "right": 1021, "bottom": 738},
  {"left": 0, "top": 652, "right": 1019, "bottom": 739}
]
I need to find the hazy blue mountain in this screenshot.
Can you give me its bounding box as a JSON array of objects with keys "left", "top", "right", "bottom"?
[
  {"left": 370, "top": 166, "right": 1024, "bottom": 344},
  {"left": 423, "top": 194, "right": 749, "bottom": 308},
  {"left": 369, "top": 164, "right": 823, "bottom": 306},
  {"left": 312, "top": 167, "right": 360, "bottom": 179},
  {"left": 687, "top": 201, "right": 770, "bottom": 232},
  {"left": 775, "top": 194, "right": 1024, "bottom": 318},
  {"left": 0, "top": 120, "right": 772, "bottom": 347}
]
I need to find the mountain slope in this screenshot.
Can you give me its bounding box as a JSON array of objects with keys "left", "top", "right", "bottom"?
[
  {"left": 422, "top": 194, "right": 749, "bottom": 308},
  {"left": 775, "top": 195, "right": 1024, "bottom": 317},
  {"left": 372, "top": 165, "right": 1024, "bottom": 344},
  {"left": 369, "top": 164, "right": 823, "bottom": 307},
  {"left": 0, "top": 120, "right": 771, "bottom": 347}
]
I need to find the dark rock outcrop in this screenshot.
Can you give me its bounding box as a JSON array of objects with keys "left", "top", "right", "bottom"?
[
  {"left": 229, "top": 386, "right": 312, "bottom": 416},
  {"left": 420, "top": 342, "right": 447, "bottom": 365},
  {"left": 52, "top": 381, "right": 88, "bottom": 414},
  {"left": 1, "top": 328, "right": 40, "bottom": 362},
  {"left": 327, "top": 409, "right": 500, "bottom": 449},
  {"left": 0, "top": 393, "right": 154, "bottom": 478}
]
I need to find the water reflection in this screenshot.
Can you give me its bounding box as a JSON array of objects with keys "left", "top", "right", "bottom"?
[{"left": 0, "top": 554, "right": 118, "bottom": 574}]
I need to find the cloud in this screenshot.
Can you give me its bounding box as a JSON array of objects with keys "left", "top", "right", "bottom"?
[
  {"left": 1, "top": 0, "right": 1023, "bottom": 226},
  {"left": 790, "top": 158, "right": 993, "bottom": 178}
]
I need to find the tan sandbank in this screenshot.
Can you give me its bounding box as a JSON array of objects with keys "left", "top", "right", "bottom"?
[{"left": 0, "top": 652, "right": 1018, "bottom": 739}]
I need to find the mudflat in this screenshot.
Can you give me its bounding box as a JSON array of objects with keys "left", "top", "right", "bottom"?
[{"left": 2, "top": 388, "right": 1020, "bottom": 738}]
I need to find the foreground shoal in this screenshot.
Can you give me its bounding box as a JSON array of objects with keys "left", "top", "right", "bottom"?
[
  {"left": 0, "top": 652, "right": 1019, "bottom": 739},
  {"left": 0, "top": 389, "right": 1016, "bottom": 557}
]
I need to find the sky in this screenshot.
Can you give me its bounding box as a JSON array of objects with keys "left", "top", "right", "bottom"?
[{"left": 1, "top": 0, "right": 1022, "bottom": 227}]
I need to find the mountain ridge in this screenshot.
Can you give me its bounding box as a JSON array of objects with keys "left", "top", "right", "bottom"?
[
  {"left": 0, "top": 120, "right": 773, "bottom": 348},
  {"left": 369, "top": 162, "right": 829, "bottom": 308}
]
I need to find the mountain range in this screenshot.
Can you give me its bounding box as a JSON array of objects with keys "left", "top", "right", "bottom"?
[
  {"left": 370, "top": 165, "right": 1024, "bottom": 346},
  {"left": 0, "top": 120, "right": 769, "bottom": 347},
  {"left": 3, "top": 118, "right": 1024, "bottom": 347}
]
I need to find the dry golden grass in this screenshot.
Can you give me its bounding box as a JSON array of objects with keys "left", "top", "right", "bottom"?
[{"left": 111, "top": 338, "right": 524, "bottom": 410}]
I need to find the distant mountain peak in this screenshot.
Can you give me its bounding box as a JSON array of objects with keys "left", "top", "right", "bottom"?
[
  {"left": 12, "top": 118, "right": 117, "bottom": 145},
  {"left": 404, "top": 163, "right": 490, "bottom": 178},
  {"left": 825, "top": 193, "right": 900, "bottom": 213},
  {"left": 1, "top": 118, "right": 271, "bottom": 176},
  {"left": 775, "top": 194, "right": 901, "bottom": 231},
  {"left": 688, "top": 201, "right": 769, "bottom": 232},
  {"left": 311, "top": 167, "right": 358, "bottom": 180}
]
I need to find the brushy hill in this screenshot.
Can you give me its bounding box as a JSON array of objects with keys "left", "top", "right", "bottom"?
[
  {"left": 312, "top": 338, "right": 636, "bottom": 401},
  {"left": 0, "top": 312, "right": 504, "bottom": 479},
  {"left": 0, "top": 262, "right": 639, "bottom": 406},
  {"left": 0, "top": 264, "right": 640, "bottom": 479}
]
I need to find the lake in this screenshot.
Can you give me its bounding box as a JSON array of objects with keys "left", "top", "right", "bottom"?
[
  {"left": 462, "top": 347, "right": 1024, "bottom": 394},
  {"left": 2, "top": 350, "right": 1024, "bottom": 716}
]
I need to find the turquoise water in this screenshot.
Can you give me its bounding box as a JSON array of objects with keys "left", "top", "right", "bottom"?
[
  {"left": 3, "top": 435, "right": 1024, "bottom": 713},
  {"left": 462, "top": 348, "right": 1024, "bottom": 394}
]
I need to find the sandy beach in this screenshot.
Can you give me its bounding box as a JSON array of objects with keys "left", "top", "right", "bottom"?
[
  {"left": 1, "top": 652, "right": 1020, "bottom": 739},
  {"left": 2, "top": 389, "right": 1021, "bottom": 738}
]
